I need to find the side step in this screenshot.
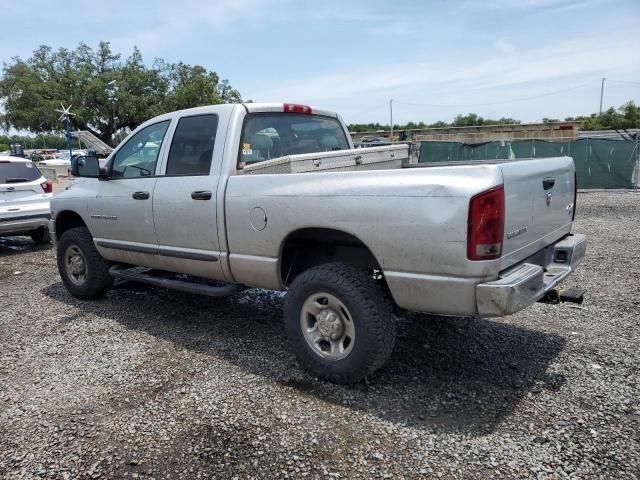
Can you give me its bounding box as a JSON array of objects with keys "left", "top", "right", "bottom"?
[{"left": 109, "top": 265, "right": 243, "bottom": 297}]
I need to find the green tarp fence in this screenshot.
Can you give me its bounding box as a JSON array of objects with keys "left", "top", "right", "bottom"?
[{"left": 419, "top": 138, "right": 639, "bottom": 189}]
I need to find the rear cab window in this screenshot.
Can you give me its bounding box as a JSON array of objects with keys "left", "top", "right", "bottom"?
[
  {"left": 239, "top": 113, "right": 349, "bottom": 168},
  {"left": 0, "top": 160, "right": 42, "bottom": 184}
]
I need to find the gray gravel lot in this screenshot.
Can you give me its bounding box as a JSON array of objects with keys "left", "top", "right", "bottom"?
[{"left": 0, "top": 192, "right": 638, "bottom": 479}]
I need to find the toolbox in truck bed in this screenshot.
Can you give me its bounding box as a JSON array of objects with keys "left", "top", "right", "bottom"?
[{"left": 242, "top": 144, "right": 408, "bottom": 174}]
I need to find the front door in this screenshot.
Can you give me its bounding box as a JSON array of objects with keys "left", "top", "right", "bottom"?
[
  {"left": 152, "top": 113, "right": 226, "bottom": 280},
  {"left": 89, "top": 120, "right": 171, "bottom": 267}
]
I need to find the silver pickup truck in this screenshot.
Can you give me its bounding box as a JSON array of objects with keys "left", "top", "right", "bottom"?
[{"left": 50, "top": 102, "right": 586, "bottom": 383}]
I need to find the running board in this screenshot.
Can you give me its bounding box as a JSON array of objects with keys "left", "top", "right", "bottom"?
[{"left": 109, "top": 265, "right": 242, "bottom": 297}]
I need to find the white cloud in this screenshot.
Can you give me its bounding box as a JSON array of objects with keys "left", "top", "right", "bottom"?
[
  {"left": 247, "top": 30, "right": 639, "bottom": 122},
  {"left": 494, "top": 40, "right": 517, "bottom": 55},
  {"left": 106, "top": 0, "right": 288, "bottom": 53},
  {"left": 483, "top": 0, "right": 590, "bottom": 8},
  {"left": 0, "top": 0, "right": 288, "bottom": 59}
]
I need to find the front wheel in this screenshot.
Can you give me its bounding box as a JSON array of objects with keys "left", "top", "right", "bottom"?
[
  {"left": 57, "top": 227, "right": 113, "bottom": 299},
  {"left": 284, "top": 262, "right": 396, "bottom": 384}
]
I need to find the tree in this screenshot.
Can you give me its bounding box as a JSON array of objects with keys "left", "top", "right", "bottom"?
[
  {"left": 0, "top": 42, "right": 242, "bottom": 145},
  {"left": 452, "top": 114, "right": 520, "bottom": 127},
  {"left": 567, "top": 102, "right": 640, "bottom": 131},
  {"left": 452, "top": 113, "right": 482, "bottom": 127}
]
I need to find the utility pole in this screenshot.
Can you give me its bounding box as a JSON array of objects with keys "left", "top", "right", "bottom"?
[
  {"left": 389, "top": 98, "right": 394, "bottom": 143},
  {"left": 599, "top": 77, "right": 606, "bottom": 115}
]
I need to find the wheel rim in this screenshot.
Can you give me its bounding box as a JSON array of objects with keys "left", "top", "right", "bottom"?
[
  {"left": 300, "top": 292, "right": 355, "bottom": 361},
  {"left": 65, "top": 245, "right": 87, "bottom": 286}
]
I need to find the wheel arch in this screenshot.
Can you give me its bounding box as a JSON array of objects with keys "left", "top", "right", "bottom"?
[
  {"left": 279, "top": 227, "right": 384, "bottom": 287},
  {"left": 55, "top": 210, "right": 89, "bottom": 240}
]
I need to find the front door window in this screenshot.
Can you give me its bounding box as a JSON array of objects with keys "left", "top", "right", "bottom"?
[{"left": 111, "top": 121, "right": 170, "bottom": 178}]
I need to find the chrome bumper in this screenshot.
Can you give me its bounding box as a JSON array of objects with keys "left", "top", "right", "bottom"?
[{"left": 476, "top": 234, "right": 586, "bottom": 317}]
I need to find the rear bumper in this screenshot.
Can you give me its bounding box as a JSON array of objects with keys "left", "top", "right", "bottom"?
[
  {"left": 476, "top": 233, "right": 587, "bottom": 317},
  {"left": 0, "top": 212, "right": 50, "bottom": 236}
]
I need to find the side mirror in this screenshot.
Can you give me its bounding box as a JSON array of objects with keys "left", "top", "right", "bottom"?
[{"left": 70, "top": 155, "right": 101, "bottom": 178}]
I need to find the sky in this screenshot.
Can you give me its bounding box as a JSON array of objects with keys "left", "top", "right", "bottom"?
[{"left": 1, "top": 0, "right": 639, "bottom": 125}]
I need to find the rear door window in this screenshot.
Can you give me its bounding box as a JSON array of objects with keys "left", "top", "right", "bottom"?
[
  {"left": 239, "top": 113, "right": 349, "bottom": 167},
  {"left": 0, "top": 161, "right": 41, "bottom": 184},
  {"left": 166, "top": 114, "right": 219, "bottom": 176}
]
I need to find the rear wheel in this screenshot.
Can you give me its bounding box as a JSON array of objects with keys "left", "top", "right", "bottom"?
[
  {"left": 284, "top": 262, "right": 396, "bottom": 383},
  {"left": 30, "top": 227, "right": 50, "bottom": 245},
  {"left": 57, "top": 227, "right": 113, "bottom": 299}
]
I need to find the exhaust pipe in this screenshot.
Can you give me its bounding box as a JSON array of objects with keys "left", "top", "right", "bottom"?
[{"left": 540, "top": 286, "right": 585, "bottom": 305}]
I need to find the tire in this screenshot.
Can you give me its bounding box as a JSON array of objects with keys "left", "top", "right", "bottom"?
[
  {"left": 30, "top": 227, "right": 51, "bottom": 245},
  {"left": 57, "top": 227, "right": 113, "bottom": 299},
  {"left": 284, "top": 262, "right": 396, "bottom": 384}
]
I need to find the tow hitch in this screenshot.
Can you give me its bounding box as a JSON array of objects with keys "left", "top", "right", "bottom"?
[{"left": 540, "top": 286, "right": 585, "bottom": 305}]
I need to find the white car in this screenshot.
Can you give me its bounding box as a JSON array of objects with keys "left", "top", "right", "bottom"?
[
  {"left": 39, "top": 150, "right": 88, "bottom": 167},
  {"left": 0, "top": 156, "right": 53, "bottom": 243}
]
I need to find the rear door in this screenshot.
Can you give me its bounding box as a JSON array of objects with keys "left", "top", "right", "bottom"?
[
  {"left": 500, "top": 156, "right": 575, "bottom": 269},
  {"left": 152, "top": 113, "right": 226, "bottom": 280}
]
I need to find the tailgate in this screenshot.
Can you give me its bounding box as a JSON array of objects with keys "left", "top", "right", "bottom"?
[
  {"left": 0, "top": 181, "right": 48, "bottom": 204},
  {"left": 500, "top": 157, "right": 575, "bottom": 269}
]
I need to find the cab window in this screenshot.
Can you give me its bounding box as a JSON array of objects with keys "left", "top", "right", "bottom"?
[
  {"left": 166, "top": 115, "right": 218, "bottom": 176},
  {"left": 239, "top": 113, "right": 349, "bottom": 167},
  {"left": 111, "top": 121, "right": 170, "bottom": 178}
]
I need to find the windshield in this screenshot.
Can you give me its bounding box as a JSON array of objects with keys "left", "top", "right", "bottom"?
[
  {"left": 0, "top": 161, "right": 41, "bottom": 184},
  {"left": 239, "top": 113, "right": 349, "bottom": 167}
]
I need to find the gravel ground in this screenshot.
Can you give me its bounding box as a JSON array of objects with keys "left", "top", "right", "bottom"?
[{"left": 0, "top": 192, "right": 638, "bottom": 479}]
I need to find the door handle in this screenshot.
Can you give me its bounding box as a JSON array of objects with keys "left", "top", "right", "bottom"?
[
  {"left": 191, "top": 190, "right": 212, "bottom": 200},
  {"left": 543, "top": 178, "right": 555, "bottom": 190},
  {"left": 132, "top": 191, "right": 150, "bottom": 200}
]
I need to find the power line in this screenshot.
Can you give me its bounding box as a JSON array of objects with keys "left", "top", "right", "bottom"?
[{"left": 392, "top": 80, "right": 597, "bottom": 108}]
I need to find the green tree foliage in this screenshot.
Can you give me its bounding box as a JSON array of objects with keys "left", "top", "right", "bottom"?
[
  {"left": 568, "top": 102, "right": 640, "bottom": 131},
  {"left": 348, "top": 102, "right": 640, "bottom": 133},
  {"left": 0, "top": 42, "right": 242, "bottom": 145},
  {"left": 0, "top": 143, "right": 9, "bottom": 151},
  {"left": 0, "top": 133, "right": 69, "bottom": 150},
  {"left": 451, "top": 114, "right": 520, "bottom": 127}
]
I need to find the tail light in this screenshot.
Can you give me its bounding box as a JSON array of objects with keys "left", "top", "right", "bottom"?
[
  {"left": 283, "top": 103, "right": 312, "bottom": 114},
  {"left": 41, "top": 180, "right": 53, "bottom": 194},
  {"left": 467, "top": 185, "right": 505, "bottom": 261}
]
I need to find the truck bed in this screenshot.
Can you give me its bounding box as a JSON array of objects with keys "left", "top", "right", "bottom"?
[{"left": 225, "top": 156, "right": 577, "bottom": 315}]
